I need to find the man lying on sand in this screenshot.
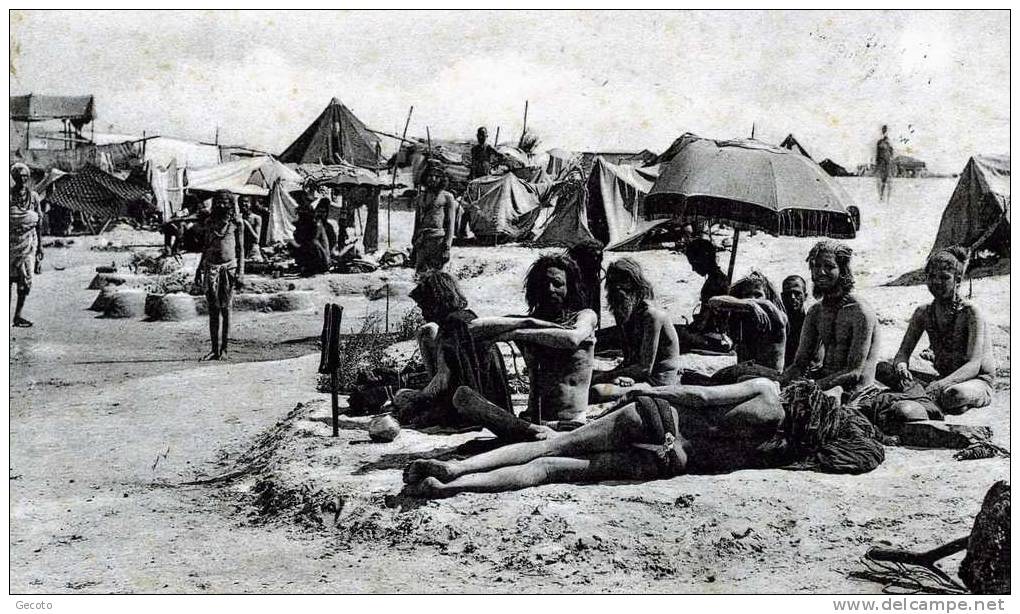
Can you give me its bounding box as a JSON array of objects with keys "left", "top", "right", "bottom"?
[
  {"left": 873, "top": 247, "right": 995, "bottom": 425},
  {"left": 590, "top": 258, "right": 680, "bottom": 402},
  {"left": 392, "top": 271, "right": 511, "bottom": 427},
  {"left": 462, "top": 254, "right": 597, "bottom": 437},
  {"left": 402, "top": 378, "right": 784, "bottom": 498},
  {"left": 781, "top": 241, "right": 878, "bottom": 396}
]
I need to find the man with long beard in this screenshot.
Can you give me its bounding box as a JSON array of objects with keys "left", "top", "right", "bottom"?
[
  {"left": 780, "top": 241, "right": 879, "bottom": 395},
  {"left": 455, "top": 254, "right": 598, "bottom": 437},
  {"left": 590, "top": 258, "right": 680, "bottom": 402}
]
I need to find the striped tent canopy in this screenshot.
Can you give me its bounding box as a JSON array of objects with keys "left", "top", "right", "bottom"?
[{"left": 44, "top": 164, "right": 151, "bottom": 218}]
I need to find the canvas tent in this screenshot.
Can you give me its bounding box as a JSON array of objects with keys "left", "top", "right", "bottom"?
[
  {"left": 534, "top": 157, "right": 659, "bottom": 247},
  {"left": 465, "top": 173, "right": 543, "bottom": 241},
  {"left": 779, "top": 134, "right": 812, "bottom": 159},
  {"left": 265, "top": 179, "right": 300, "bottom": 244},
  {"left": 44, "top": 164, "right": 151, "bottom": 228},
  {"left": 184, "top": 156, "right": 302, "bottom": 196},
  {"left": 819, "top": 158, "right": 852, "bottom": 177},
  {"left": 279, "top": 98, "right": 382, "bottom": 168},
  {"left": 929, "top": 155, "right": 1010, "bottom": 259},
  {"left": 10, "top": 94, "right": 96, "bottom": 125}
]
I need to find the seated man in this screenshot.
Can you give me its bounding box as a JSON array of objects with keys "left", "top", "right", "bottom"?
[
  {"left": 781, "top": 241, "right": 879, "bottom": 396},
  {"left": 675, "top": 238, "right": 732, "bottom": 352},
  {"left": 873, "top": 247, "right": 995, "bottom": 425},
  {"left": 566, "top": 240, "right": 605, "bottom": 329},
  {"left": 590, "top": 258, "right": 680, "bottom": 402},
  {"left": 465, "top": 254, "right": 597, "bottom": 436},
  {"left": 707, "top": 271, "right": 788, "bottom": 373},
  {"left": 288, "top": 204, "right": 331, "bottom": 276},
  {"left": 781, "top": 274, "right": 809, "bottom": 369},
  {"left": 392, "top": 271, "right": 511, "bottom": 427},
  {"left": 403, "top": 377, "right": 785, "bottom": 498}
]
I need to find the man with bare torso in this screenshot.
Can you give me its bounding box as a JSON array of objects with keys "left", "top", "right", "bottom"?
[
  {"left": 780, "top": 241, "right": 879, "bottom": 395},
  {"left": 412, "top": 163, "right": 457, "bottom": 274},
  {"left": 590, "top": 258, "right": 680, "bottom": 402},
  {"left": 459, "top": 254, "right": 597, "bottom": 437},
  {"left": 194, "top": 190, "right": 244, "bottom": 360}
]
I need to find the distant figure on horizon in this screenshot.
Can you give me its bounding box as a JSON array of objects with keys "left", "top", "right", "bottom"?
[
  {"left": 469, "top": 126, "right": 499, "bottom": 180},
  {"left": 875, "top": 124, "right": 894, "bottom": 202}
]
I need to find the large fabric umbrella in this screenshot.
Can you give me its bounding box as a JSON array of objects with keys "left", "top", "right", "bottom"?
[{"left": 645, "top": 134, "right": 857, "bottom": 281}]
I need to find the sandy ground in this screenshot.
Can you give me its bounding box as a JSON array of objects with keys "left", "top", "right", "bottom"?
[{"left": 9, "top": 177, "right": 1010, "bottom": 593}]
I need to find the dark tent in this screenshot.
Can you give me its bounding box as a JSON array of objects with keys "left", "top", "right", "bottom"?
[
  {"left": 779, "top": 134, "right": 812, "bottom": 160},
  {"left": 929, "top": 155, "right": 1010, "bottom": 259},
  {"left": 44, "top": 164, "right": 151, "bottom": 223},
  {"left": 279, "top": 98, "right": 382, "bottom": 168},
  {"left": 819, "top": 158, "right": 852, "bottom": 177}
]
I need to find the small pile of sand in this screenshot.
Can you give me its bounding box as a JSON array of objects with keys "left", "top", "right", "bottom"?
[
  {"left": 233, "top": 293, "right": 273, "bottom": 312},
  {"left": 144, "top": 293, "right": 199, "bottom": 321},
  {"left": 268, "top": 291, "right": 316, "bottom": 312},
  {"left": 102, "top": 289, "right": 147, "bottom": 319},
  {"left": 365, "top": 281, "right": 414, "bottom": 301}
]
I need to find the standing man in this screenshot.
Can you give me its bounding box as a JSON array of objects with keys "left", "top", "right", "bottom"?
[
  {"left": 194, "top": 191, "right": 244, "bottom": 361},
  {"left": 469, "top": 127, "right": 499, "bottom": 180},
  {"left": 10, "top": 163, "right": 43, "bottom": 328},
  {"left": 875, "top": 124, "right": 895, "bottom": 202},
  {"left": 781, "top": 241, "right": 879, "bottom": 395},
  {"left": 238, "top": 195, "right": 263, "bottom": 262},
  {"left": 412, "top": 163, "right": 457, "bottom": 274},
  {"left": 781, "top": 274, "right": 809, "bottom": 368}
]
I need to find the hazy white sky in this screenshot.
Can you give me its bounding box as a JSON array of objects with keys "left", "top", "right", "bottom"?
[{"left": 10, "top": 10, "right": 1009, "bottom": 172}]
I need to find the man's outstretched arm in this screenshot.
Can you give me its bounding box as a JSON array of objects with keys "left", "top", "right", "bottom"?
[
  {"left": 468, "top": 316, "right": 565, "bottom": 340},
  {"left": 508, "top": 310, "right": 597, "bottom": 350}
]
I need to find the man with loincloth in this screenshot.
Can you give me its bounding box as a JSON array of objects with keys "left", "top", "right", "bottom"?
[
  {"left": 194, "top": 190, "right": 244, "bottom": 361},
  {"left": 10, "top": 163, "right": 44, "bottom": 328},
  {"left": 674, "top": 238, "right": 732, "bottom": 352},
  {"left": 392, "top": 271, "right": 511, "bottom": 427},
  {"left": 590, "top": 258, "right": 680, "bottom": 402},
  {"left": 781, "top": 275, "right": 809, "bottom": 369},
  {"left": 780, "top": 241, "right": 879, "bottom": 395},
  {"left": 872, "top": 246, "right": 996, "bottom": 426},
  {"left": 463, "top": 254, "right": 598, "bottom": 437},
  {"left": 412, "top": 163, "right": 457, "bottom": 274},
  {"left": 707, "top": 271, "right": 788, "bottom": 372},
  {"left": 402, "top": 377, "right": 786, "bottom": 497}
]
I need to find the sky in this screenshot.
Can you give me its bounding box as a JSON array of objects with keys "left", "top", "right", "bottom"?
[{"left": 9, "top": 10, "right": 1010, "bottom": 172}]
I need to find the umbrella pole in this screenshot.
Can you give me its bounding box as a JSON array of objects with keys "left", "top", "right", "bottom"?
[{"left": 727, "top": 228, "right": 740, "bottom": 285}]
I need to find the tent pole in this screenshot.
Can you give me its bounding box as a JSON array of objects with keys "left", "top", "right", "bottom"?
[
  {"left": 494, "top": 126, "right": 500, "bottom": 148},
  {"left": 727, "top": 228, "right": 740, "bottom": 285},
  {"left": 388, "top": 106, "right": 413, "bottom": 249},
  {"left": 519, "top": 100, "right": 529, "bottom": 147}
]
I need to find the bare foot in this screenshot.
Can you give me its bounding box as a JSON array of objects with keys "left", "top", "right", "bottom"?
[
  {"left": 199, "top": 351, "right": 220, "bottom": 362},
  {"left": 403, "top": 459, "right": 455, "bottom": 484},
  {"left": 217, "top": 350, "right": 229, "bottom": 361},
  {"left": 12, "top": 316, "right": 33, "bottom": 328},
  {"left": 401, "top": 477, "right": 448, "bottom": 499}
]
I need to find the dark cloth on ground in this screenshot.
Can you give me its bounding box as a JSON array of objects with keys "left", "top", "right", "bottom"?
[
  {"left": 632, "top": 396, "right": 689, "bottom": 477},
  {"left": 959, "top": 481, "right": 1010, "bottom": 594},
  {"left": 708, "top": 362, "right": 782, "bottom": 385},
  {"left": 767, "top": 380, "right": 886, "bottom": 474}
]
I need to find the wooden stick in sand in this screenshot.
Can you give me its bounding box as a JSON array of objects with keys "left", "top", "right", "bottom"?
[{"left": 387, "top": 106, "right": 414, "bottom": 248}]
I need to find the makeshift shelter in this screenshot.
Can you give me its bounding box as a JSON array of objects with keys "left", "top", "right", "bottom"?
[
  {"left": 894, "top": 155, "right": 927, "bottom": 177},
  {"left": 148, "top": 158, "right": 184, "bottom": 219},
  {"left": 820, "top": 158, "right": 853, "bottom": 177},
  {"left": 465, "top": 173, "right": 543, "bottom": 241},
  {"left": 779, "top": 134, "right": 812, "bottom": 159},
  {"left": 534, "top": 157, "right": 659, "bottom": 248},
  {"left": 279, "top": 98, "right": 382, "bottom": 168},
  {"left": 265, "top": 179, "right": 299, "bottom": 244},
  {"left": 10, "top": 94, "right": 96, "bottom": 151},
  {"left": 43, "top": 164, "right": 152, "bottom": 233},
  {"left": 184, "top": 156, "right": 302, "bottom": 196},
  {"left": 929, "top": 155, "right": 1010, "bottom": 259}
]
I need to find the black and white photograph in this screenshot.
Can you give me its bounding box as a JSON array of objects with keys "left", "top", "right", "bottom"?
[{"left": 7, "top": 9, "right": 1011, "bottom": 602}]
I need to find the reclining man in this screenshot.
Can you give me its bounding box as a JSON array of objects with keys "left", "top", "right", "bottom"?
[
  {"left": 590, "top": 258, "right": 680, "bottom": 402},
  {"left": 459, "top": 254, "right": 598, "bottom": 439},
  {"left": 403, "top": 377, "right": 785, "bottom": 498},
  {"left": 872, "top": 247, "right": 995, "bottom": 427},
  {"left": 392, "top": 271, "right": 511, "bottom": 427},
  {"left": 780, "top": 241, "right": 879, "bottom": 396}
]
